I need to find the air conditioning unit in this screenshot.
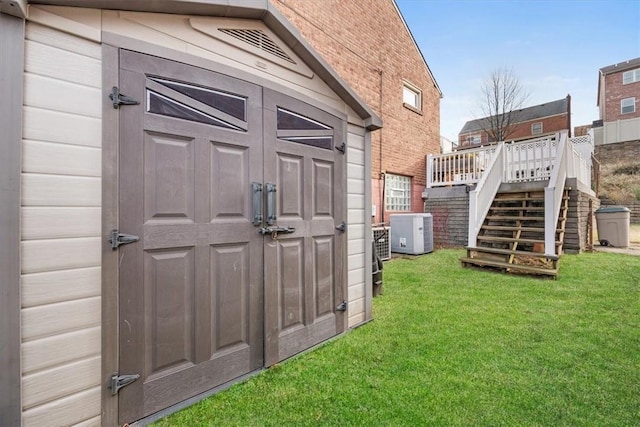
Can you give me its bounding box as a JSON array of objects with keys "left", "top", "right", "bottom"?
[
  {"left": 372, "top": 226, "right": 391, "bottom": 261},
  {"left": 390, "top": 213, "right": 434, "bottom": 255}
]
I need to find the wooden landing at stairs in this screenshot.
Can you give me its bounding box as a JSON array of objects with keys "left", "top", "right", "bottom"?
[{"left": 461, "top": 188, "right": 570, "bottom": 278}]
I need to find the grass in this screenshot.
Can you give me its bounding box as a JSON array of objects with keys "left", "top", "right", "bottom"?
[{"left": 154, "top": 250, "right": 640, "bottom": 426}]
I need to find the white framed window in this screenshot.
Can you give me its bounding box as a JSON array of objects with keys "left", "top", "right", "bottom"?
[
  {"left": 621, "top": 97, "right": 636, "bottom": 114},
  {"left": 385, "top": 174, "right": 412, "bottom": 211},
  {"left": 531, "top": 122, "right": 543, "bottom": 134},
  {"left": 466, "top": 134, "right": 481, "bottom": 145},
  {"left": 402, "top": 82, "right": 421, "bottom": 110},
  {"left": 622, "top": 68, "right": 640, "bottom": 84}
]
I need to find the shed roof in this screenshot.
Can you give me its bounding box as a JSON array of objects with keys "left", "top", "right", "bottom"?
[
  {"left": 459, "top": 96, "right": 569, "bottom": 135},
  {"left": 25, "top": 0, "right": 383, "bottom": 130}
]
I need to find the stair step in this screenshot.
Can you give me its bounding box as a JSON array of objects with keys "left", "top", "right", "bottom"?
[
  {"left": 493, "top": 195, "right": 569, "bottom": 202},
  {"left": 486, "top": 215, "right": 544, "bottom": 221},
  {"left": 489, "top": 206, "right": 545, "bottom": 211},
  {"left": 460, "top": 257, "right": 558, "bottom": 277},
  {"left": 494, "top": 196, "right": 544, "bottom": 202},
  {"left": 477, "top": 235, "right": 560, "bottom": 245},
  {"left": 481, "top": 225, "right": 559, "bottom": 233},
  {"left": 466, "top": 246, "right": 559, "bottom": 260}
]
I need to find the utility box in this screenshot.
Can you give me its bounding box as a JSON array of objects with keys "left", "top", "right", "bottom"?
[
  {"left": 595, "top": 206, "right": 631, "bottom": 248},
  {"left": 390, "top": 213, "right": 434, "bottom": 255}
]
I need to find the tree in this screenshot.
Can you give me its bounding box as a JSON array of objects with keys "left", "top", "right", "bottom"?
[{"left": 478, "top": 67, "right": 529, "bottom": 143}]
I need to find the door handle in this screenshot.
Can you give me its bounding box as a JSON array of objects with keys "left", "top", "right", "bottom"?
[
  {"left": 251, "top": 182, "right": 263, "bottom": 226},
  {"left": 258, "top": 226, "right": 296, "bottom": 236},
  {"left": 265, "top": 182, "right": 277, "bottom": 226}
]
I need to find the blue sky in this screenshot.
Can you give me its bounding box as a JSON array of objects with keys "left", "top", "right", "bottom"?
[{"left": 396, "top": 0, "right": 640, "bottom": 142}]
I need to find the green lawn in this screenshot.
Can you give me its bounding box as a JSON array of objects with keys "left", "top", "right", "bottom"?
[{"left": 155, "top": 250, "right": 640, "bottom": 426}]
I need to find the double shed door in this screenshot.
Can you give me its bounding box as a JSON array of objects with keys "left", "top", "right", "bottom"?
[{"left": 116, "top": 50, "right": 346, "bottom": 423}]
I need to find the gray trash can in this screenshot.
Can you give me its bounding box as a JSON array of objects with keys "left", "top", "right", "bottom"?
[{"left": 595, "top": 206, "right": 631, "bottom": 248}]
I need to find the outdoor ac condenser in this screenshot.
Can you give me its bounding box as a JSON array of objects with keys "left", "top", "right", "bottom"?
[
  {"left": 372, "top": 226, "right": 391, "bottom": 261},
  {"left": 390, "top": 213, "right": 434, "bottom": 255}
]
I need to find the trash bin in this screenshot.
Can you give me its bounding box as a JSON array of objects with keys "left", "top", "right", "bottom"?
[{"left": 595, "top": 206, "right": 631, "bottom": 248}]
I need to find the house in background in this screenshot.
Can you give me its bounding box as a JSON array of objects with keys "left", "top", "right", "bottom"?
[
  {"left": 594, "top": 57, "right": 640, "bottom": 162},
  {"left": 458, "top": 95, "right": 572, "bottom": 149},
  {"left": 273, "top": 0, "right": 442, "bottom": 224}
]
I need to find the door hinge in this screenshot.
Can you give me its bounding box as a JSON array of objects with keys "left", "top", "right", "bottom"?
[
  {"left": 109, "top": 229, "right": 140, "bottom": 250},
  {"left": 335, "top": 221, "right": 347, "bottom": 232},
  {"left": 336, "top": 300, "right": 347, "bottom": 312},
  {"left": 109, "top": 373, "right": 140, "bottom": 395},
  {"left": 109, "top": 86, "right": 140, "bottom": 109},
  {"left": 335, "top": 142, "right": 346, "bottom": 154}
]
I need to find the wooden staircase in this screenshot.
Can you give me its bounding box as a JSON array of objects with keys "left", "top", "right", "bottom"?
[{"left": 461, "top": 188, "right": 570, "bottom": 278}]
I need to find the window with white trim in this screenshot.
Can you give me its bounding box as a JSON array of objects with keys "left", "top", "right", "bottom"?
[
  {"left": 621, "top": 97, "right": 636, "bottom": 114},
  {"left": 622, "top": 68, "right": 640, "bottom": 84},
  {"left": 402, "top": 82, "right": 421, "bottom": 110},
  {"left": 385, "top": 174, "right": 412, "bottom": 211},
  {"left": 466, "top": 134, "right": 481, "bottom": 145},
  {"left": 531, "top": 122, "right": 543, "bottom": 134}
]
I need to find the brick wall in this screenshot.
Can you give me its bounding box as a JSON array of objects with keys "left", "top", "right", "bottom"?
[
  {"left": 423, "top": 187, "right": 469, "bottom": 247},
  {"left": 271, "top": 0, "right": 441, "bottom": 222},
  {"left": 564, "top": 188, "right": 600, "bottom": 252},
  {"left": 602, "top": 71, "right": 640, "bottom": 122},
  {"left": 595, "top": 139, "right": 640, "bottom": 164}
]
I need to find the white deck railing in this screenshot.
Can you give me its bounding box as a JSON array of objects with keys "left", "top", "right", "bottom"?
[
  {"left": 427, "top": 133, "right": 592, "bottom": 189},
  {"left": 426, "top": 145, "right": 497, "bottom": 188},
  {"left": 503, "top": 134, "right": 558, "bottom": 183},
  {"left": 569, "top": 135, "right": 594, "bottom": 168},
  {"left": 468, "top": 143, "right": 505, "bottom": 248},
  {"left": 544, "top": 132, "right": 568, "bottom": 256}
]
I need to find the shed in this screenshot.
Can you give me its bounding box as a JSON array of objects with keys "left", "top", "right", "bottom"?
[{"left": 0, "top": 1, "right": 381, "bottom": 425}]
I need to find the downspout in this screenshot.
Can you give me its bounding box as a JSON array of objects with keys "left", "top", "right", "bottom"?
[{"left": 377, "top": 68, "right": 385, "bottom": 224}]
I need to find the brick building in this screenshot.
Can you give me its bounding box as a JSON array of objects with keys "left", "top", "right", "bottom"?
[
  {"left": 594, "top": 57, "right": 640, "bottom": 149},
  {"left": 458, "top": 95, "right": 572, "bottom": 149},
  {"left": 272, "top": 0, "right": 442, "bottom": 224}
]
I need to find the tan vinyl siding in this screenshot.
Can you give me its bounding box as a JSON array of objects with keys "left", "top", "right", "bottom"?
[
  {"left": 346, "top": 129, "right": 367, "bottom": 327},
  {"left": 21, "top": 22, "right": 102, "bottom": 425}
]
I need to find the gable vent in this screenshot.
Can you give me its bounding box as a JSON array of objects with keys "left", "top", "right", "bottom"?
[{"left": 219, "top": 28, "right": 295, "bottom": 64}]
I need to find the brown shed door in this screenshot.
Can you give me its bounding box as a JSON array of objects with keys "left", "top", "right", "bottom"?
[
  {"left": 263, "top": 89, "right": 346, "bottom": 365},
  {"left": 116, "top": 51, "right": 345, "bottom": 424}
]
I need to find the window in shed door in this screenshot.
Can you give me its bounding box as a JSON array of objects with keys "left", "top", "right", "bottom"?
[{"left": 276, "top": 107, "right": 333, "bottom": 150}]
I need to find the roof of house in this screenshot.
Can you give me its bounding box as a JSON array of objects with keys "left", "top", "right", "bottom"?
[
  {"left": 459, "top": 97, "right": 569, "bottom": 135},
  {"left": 391, "top": 1, "right": 443, "bottom": 98},
  {"left": 599, "top": 57, "right": 640, "bottom": 75},
  {"left": 23, "top": 0, "right": 383, "bottom": 130}
]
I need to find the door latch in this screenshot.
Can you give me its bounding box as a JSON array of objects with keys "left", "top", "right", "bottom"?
[
  {"left": 109, "top": 373, "right": 140, "bottom": 395},
  {"left": 335, "top": 221, "right": 347, "bottom": 232},
  {"left": 336, "top": 300, "right": 347, "bottom": 312},
  {"left": 258, "top": 226, "right": 296, "bottom": 236},
  {"left": 109, "top": 86, "right": 140, "bottom": 109},
  {"left": 109, "top": 229, "right": 140, "bottom": 250}
]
